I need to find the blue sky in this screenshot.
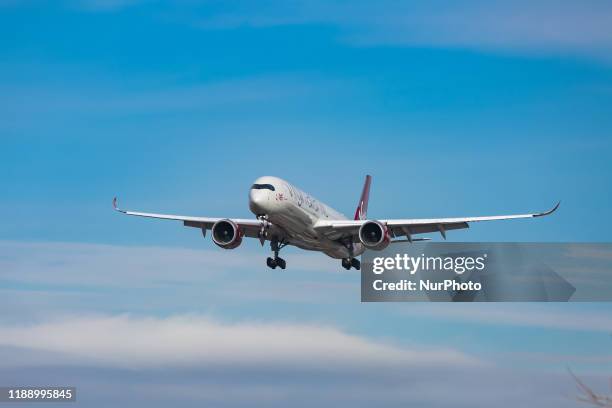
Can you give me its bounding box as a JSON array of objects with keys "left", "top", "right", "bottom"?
[{"left": 1, "top": 1, "right": 612, "bottom": 407}]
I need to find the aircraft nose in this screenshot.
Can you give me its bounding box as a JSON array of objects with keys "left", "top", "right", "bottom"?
[{"left": 249, "top": 189, "right": 269, "bottom": 215}]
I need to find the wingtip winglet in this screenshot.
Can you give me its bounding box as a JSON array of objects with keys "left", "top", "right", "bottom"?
[
  {"left": 534, "top": 201, "right": 560, "bottom": 217},
  {"left": 112, "top": 197, "right": 126, "bottom": 213}
]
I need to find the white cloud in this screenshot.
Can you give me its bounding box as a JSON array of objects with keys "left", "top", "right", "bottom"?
[{"left": 0, "top": 314, "right": 478, "bottom": 369}]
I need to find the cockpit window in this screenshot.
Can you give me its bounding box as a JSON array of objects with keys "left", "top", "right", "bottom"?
[{"left": 251, "top": 183, "right": 275, "bottom": 191}]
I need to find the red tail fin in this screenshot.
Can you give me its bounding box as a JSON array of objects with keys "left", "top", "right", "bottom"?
[{"left": 354, "top": 175, "right": 372, "bottom": 220}]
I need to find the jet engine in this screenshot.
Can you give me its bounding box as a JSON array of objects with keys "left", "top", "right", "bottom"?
[
  {"left": 211, "top": 219, "right": 243, "bottom": 249},
  {"left": 358, "top": 220, "right": 390, "bottom": 250}
]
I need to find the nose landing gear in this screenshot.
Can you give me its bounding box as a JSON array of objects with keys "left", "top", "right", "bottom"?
[
  {"left": 342, "top": 258, "right": 361, "bottom": 270},
  {"left": 266, "top": 239, "right": 288, "bottom": 269}
]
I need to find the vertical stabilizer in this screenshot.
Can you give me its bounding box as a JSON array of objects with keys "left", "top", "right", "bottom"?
[{"left": 354, "top": 175, "right": 372, "bottom": 220}]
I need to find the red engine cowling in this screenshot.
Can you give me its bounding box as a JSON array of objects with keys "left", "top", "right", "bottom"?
[
  {"left": 211, "top": 219, "right": 243, "bottom": 249},
  {"left": 358, "top": 220, "right": 390, "bottom": 250}
]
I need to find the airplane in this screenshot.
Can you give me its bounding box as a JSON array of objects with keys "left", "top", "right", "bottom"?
[{"left": 113, "top": 175, "right": 559, "bottom": 270}]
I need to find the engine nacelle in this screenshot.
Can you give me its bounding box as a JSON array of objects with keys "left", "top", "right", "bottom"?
[
  {"left": 211, "top": 219, "right": 243, "bottom": 249},
  {"left": 358, "top": 220, "right": 390, "bottom": 250}
]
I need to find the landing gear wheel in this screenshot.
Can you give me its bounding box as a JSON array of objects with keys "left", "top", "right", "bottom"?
[
  {"left": 341, "top": 258, "right": 360, "bottom": 270},
  {"left": 267, "top": 239, "right": 289, "bottom": 269},
  {"left": 266, "top": 257, "right": 277, "bottom": 269}
]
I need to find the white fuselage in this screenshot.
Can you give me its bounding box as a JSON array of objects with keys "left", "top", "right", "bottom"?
[{"left": 248, "top": 176, "right": 364, "bottom": 259}]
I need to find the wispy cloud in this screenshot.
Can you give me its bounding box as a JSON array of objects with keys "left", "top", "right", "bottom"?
[
  {"left": 0, "top": 240, "right": 338, "bottom": 288},
  {"left": 4, "top": 74, "right": 331, "bottom": 117},
  {"left": 74, "top": 0, "right": 143, "bottom": 12},
  {"left": 0, "top": 315, "right": 585, "bottom": 408},
  {"left": 0, "top": 314, "right": 477, "bottom": 369},
  {"left": 0, "top": 240, "right": 354, "bottom": 321},
  {"left": 0, "top": 240, "right": 607, "bottom": 406},
  {"left": 196, "top": 0, "right": 612, "bottom": 63},
  {"left": 0, "top": 240, "right": 251, "bottom": 288},
  {"left": 5, "top": 1, "right": 612, "bottom": 61}
]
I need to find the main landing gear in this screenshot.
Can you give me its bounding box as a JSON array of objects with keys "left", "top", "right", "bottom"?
[
  {"left": 266, "top": 239, "right": 288, "bottom": 269},
  {"left": 340, "top": 240, "right": 360, "bottom": 270},
  {"left": 342, "top": 258, "right": 361, "bottom": 270}
]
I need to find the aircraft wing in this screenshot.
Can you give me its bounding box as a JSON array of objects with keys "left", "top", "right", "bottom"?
[
  {"left": 314, "top": 202, "right": 560, "bottom": 241},
  {"left": 112, "top": 197, "right": 271, "bottom": 239}
]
